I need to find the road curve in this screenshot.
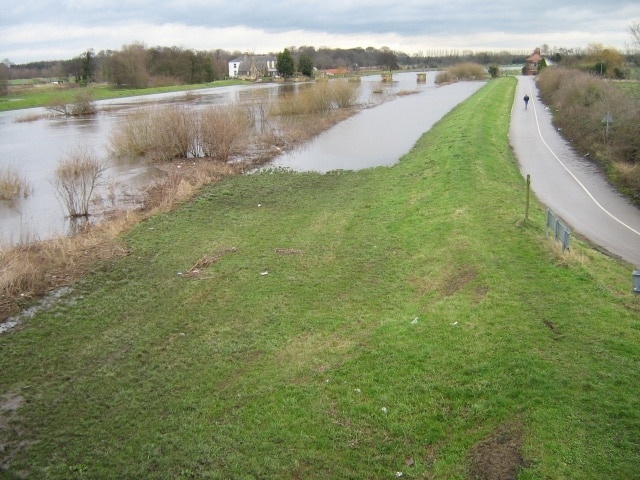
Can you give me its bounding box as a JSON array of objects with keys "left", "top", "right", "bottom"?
[{"left": 509, "top": 76, "right": 640, "bottom": 268}]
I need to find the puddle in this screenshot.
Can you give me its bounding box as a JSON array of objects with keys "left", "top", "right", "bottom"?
[{"left": 0, "top": 286, "right": 73, "bottom": 334}]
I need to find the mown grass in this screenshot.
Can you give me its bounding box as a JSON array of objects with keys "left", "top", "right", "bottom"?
[
  {"left": 0, "top": 80, "right": 246, "bottom": 112},
  {"left": 1, "top": 78, "right": 640, "bottom": 479},
  {"left": 614, "top": 80, "right": 640, "bottom": 98}
]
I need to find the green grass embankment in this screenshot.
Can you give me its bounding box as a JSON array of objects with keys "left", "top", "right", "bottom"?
[
  {"left": 0, "top": 80, "right": 247, "bottom": 112},
  {"left": 2, "top": 78, "right": 640, "bottom": 479}
]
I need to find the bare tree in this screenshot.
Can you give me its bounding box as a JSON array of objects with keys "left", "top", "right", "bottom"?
[
  {"left": 47, "top": 89, "right": 96, "bottom": 117},
  {"left": 630, "top": 21, "right": 640, "bottom": 50},
  {"left": 108, "top": 43, "right": 149, "bottom": 88},
  {"left": 53, "top": 146, "right": 106, "bottom": 218}
]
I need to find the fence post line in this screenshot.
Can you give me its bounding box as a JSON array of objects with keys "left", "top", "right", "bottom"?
[{"left": 525, "top": 174, "right": 531, "bottom": 222}]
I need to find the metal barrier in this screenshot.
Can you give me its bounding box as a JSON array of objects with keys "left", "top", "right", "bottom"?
[
  {"left": 633, "top": 270, "right": 640, "bottom": 294},
  {"left": 546, "top": 209, "right": 571, "bottom": 252}
]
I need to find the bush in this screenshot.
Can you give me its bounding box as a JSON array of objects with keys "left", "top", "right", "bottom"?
[
  {"left": 435, "top": 63, "right": 488, "bottom": 84},
  {"left": 270, "top": 81, "right": 359, "bottom": 115},
  {"left": 148, "top": 105, "right": 198, "bottom": 161},
  {"left": 53, "top": 146, "right": 106, "bottom": 217},
  {"left": 330, "top": 80, "right": 360, "bottom": 108},
  {"left": 0, "top": 64, "right": 8, "bottom": 96},
  {"left": 46, "top": 89, "right": 96, "bottom": 116},
  {"left": 108, "top": 80, "right": 361, "bottom": 165},
  {"left": 109, "top": 105, "right": 198, "bottom": 161},
  {"left": 537, "top": 67, "right": 640, "bottom": 201},
  {"left": 0, "top": 165, "right": 31, "bottom": 200},
  {"left": 488, "top": 65, "right": 500, "bottom": 78},
  {"left": 70, "top": 89, "right": 97, "bottom": 115},
  {"left": 108, "top": 110, "right": 154, "bottom": 158},
  {"left": 271, "top": 85, "right": 330, "bottom": 115},
  {"left": 199, "top": 105, "right": 253, "bottom": 161}
]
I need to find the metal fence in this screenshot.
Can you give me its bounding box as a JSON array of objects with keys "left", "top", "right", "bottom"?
[{"left": 546, "top": 209, "right": 571, "bottom": 252}]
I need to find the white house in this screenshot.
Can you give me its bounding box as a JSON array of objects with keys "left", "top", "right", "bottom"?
[{"left": 228, "top": 55, "right": 277, "bottom": 79}]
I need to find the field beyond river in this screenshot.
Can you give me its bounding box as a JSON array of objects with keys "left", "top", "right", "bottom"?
[{"left": 2, "top": 77, "right": 640, "bottom": 479}]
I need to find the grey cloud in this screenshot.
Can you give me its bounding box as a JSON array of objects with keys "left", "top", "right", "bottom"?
[
  {"left": 161, "top": 0, "right": 638, "bottom": 38},
  {"left": 2, "top": 0, "right": 637, "bottom": 37},
  {"left": 1, "top": 0, "right": 637, "bottom": 63}
]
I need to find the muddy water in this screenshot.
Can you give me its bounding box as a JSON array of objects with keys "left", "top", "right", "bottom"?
[
  {"left": 0, "top": 72, "right": 480, "bottom": 245},
  {"left": 267, "top": 79, "right": 485, "bottom": 172},
  {"left": 0, "top": 110, "right": 158, "bottom": 244},
  {"left": 0, "top": 83, "right": 290, "bottom": 245}
]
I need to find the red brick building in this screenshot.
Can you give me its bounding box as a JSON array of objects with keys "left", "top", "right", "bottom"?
[{"left": 523, "top": 48, "right": 544, "bottom": 75}]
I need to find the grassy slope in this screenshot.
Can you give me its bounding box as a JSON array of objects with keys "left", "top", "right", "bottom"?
[
  {"left": 2, "top": 78, "right": 640, "bottom": 479},
  {"left": 0, "top": 80, "right": 246, "bottom": 112}
]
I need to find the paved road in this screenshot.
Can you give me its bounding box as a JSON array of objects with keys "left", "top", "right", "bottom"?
[{"left": 509, "top": 76, "right": 640, "bottom": 268}]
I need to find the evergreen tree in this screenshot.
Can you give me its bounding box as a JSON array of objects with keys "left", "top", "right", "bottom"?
[
  {"left": 298, "top": 54, "right": 314, "bottom": 77},
  {"left": 276, "top": 49, "right": 295, "bottom": 77},
  {"left": 0, "top": 63, "right": 9, "bottom": 96}
]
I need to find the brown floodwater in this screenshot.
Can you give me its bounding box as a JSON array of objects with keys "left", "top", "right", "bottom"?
[
  {"left": 0, "top": 72, "right": 482, "bottom": 245},
  {"left": 267, "top": 79, "right": 484, "bottom": 172}
]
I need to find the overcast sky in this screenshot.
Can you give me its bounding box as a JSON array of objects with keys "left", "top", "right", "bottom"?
[{"left": 2, "top": 0, "right": 639, "bottom": 64}]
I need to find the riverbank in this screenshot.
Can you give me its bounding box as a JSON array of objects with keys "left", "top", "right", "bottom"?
[
  {"left": 0, "top": 80, "right": 249, "bottom": 112},
  {"left": 2, "top": 78, "right": 640, "bottom": 478},
  {"left": 0, "top": 102, "right": 358, "bottom": 321}
]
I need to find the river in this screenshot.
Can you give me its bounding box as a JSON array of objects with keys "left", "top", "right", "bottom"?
[{"left": 0, "top": 72, "right": 483, "bottom": 245}]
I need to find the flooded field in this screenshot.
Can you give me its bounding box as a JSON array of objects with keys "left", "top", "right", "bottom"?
[{"left": 0, "top": 72, "right": 481, "bottom": 244}]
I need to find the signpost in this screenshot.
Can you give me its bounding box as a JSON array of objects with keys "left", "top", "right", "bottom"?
[{"left": 602, "top": 112, "right": 613, "bottom": 145}]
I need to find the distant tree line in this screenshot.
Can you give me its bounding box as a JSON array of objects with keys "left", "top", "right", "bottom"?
[
  {"left": 0, "top": 63, "right": 9, "bottom": 95},
  {"left": 3, "top": 39, "right": 639, "bottom": 90},
  {"left": 2, "top": 44, "right": 531, "bottom": 87},
  {"left": 3, "top": 44, "right": 234, "bottom": 88},
  {"left": 287, "top": 45, "right": 529, "bottom": 71}
]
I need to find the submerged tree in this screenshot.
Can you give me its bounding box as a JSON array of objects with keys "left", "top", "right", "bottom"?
[
  {"left": 377, "top": 47, "right": 399, "bottom": 71},
  {"left": 47, "top": 89, "right": 97, "bottom": 117},
  {"left": 53, "top": 146, "right": 106, "bottom": 218}
]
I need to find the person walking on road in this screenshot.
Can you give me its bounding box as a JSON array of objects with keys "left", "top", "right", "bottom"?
[{"left": 523, "top": 94, "right": 530, "bottom": 109}]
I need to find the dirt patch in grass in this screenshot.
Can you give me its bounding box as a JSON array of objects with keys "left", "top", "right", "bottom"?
[
  {"left": 275, "top": 247, "right": 304, "bottom": 255},
  {"left": 412, "top": 266, "right": 479, "bottom": 300},
  {"left": 474, "top": 284, "right": 489, "bottom": 304},
  {"left": 442, "top": 267, "right": 477, "bottom": 297},
  {"left": 543, "top": 319, "right": 563, "bottom": 340},
  {"left": 0, "top": 393, "right": 26, "bottom": 472},
  {"left": 467, "top": 420, "right": 528, "bottom": 480},
  {"left": 183, "top": 247, "right": 238, "bottom": 278}
]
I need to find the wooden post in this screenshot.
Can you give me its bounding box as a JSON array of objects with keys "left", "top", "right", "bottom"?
[{"left": 525, "top": 174, "right": 531, "bottom": 222}]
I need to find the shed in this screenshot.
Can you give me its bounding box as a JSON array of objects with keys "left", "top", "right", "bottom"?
[{"left": 523, "top": 48, "right": 543, "bottom": 75}]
